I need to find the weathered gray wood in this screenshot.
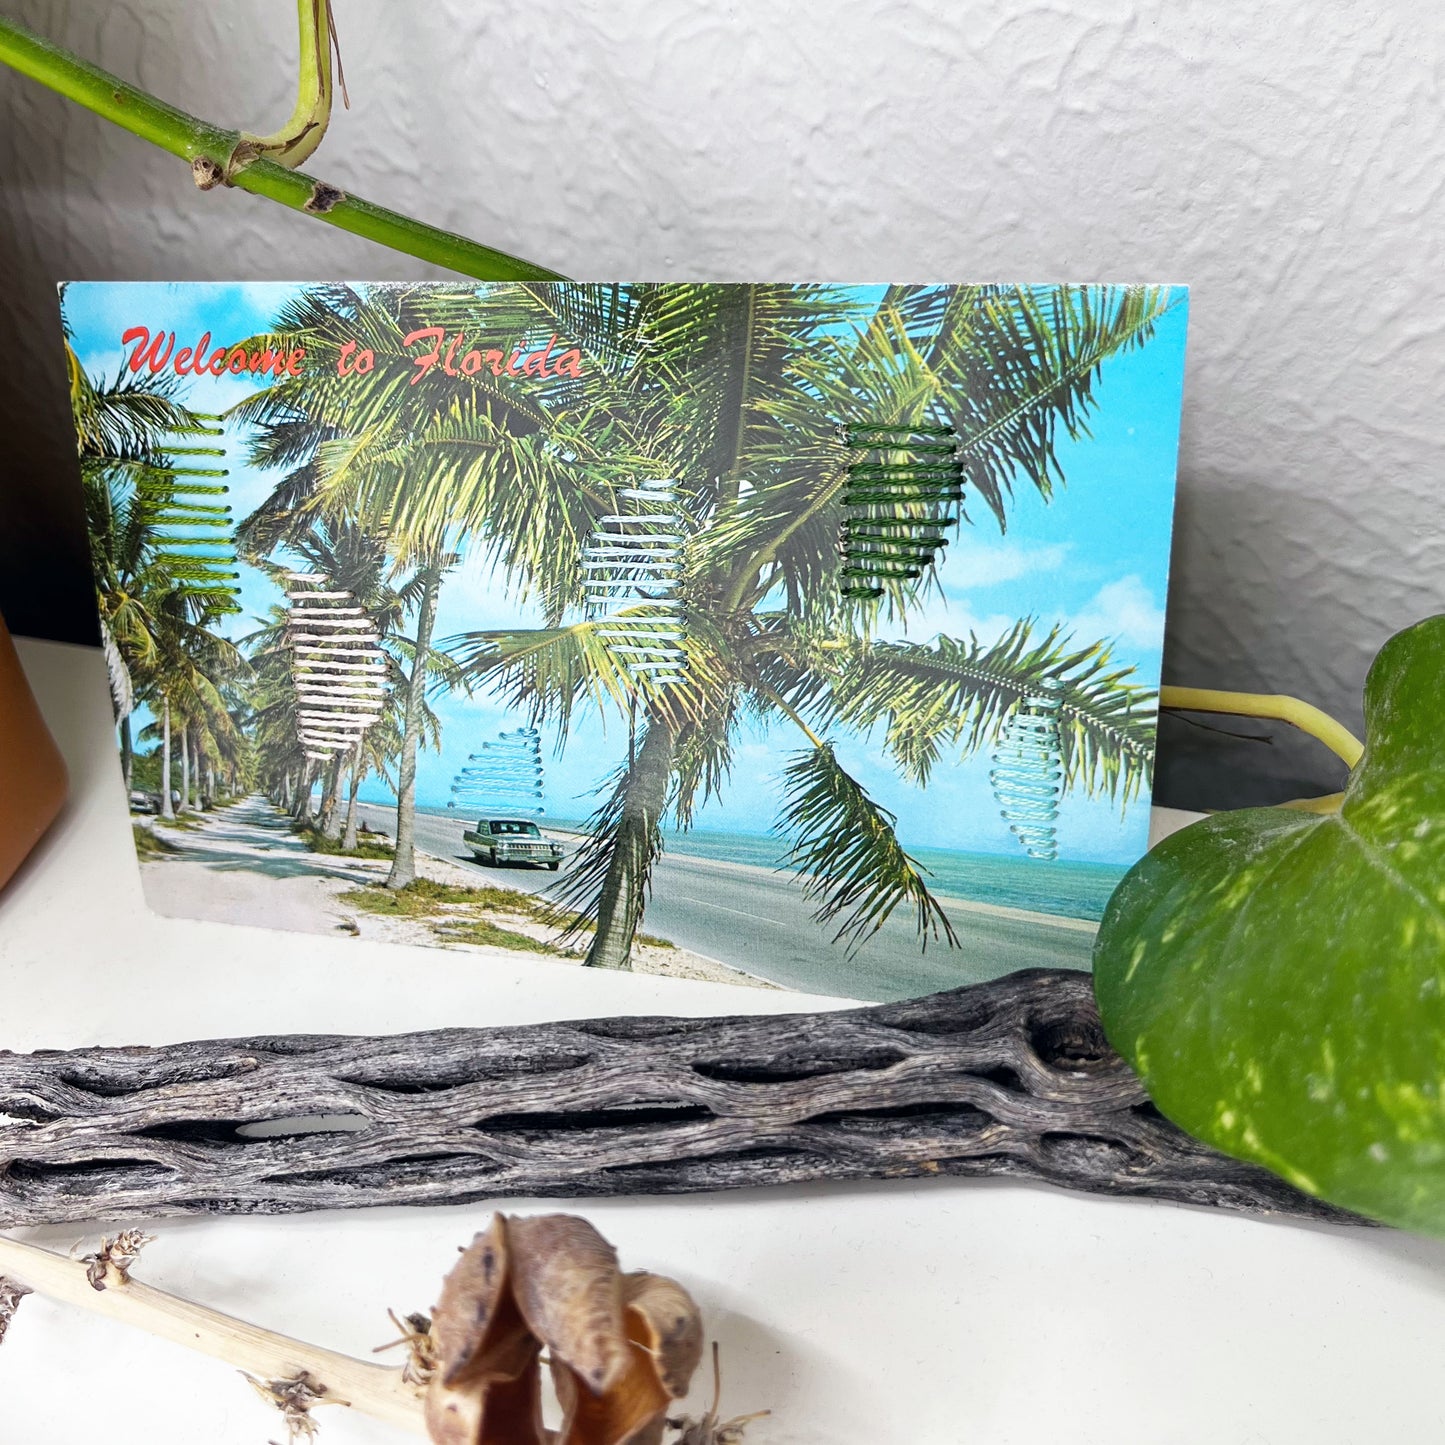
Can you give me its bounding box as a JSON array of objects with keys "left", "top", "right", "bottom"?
[{"left": 0, "top": 969, "right": 1365, "bottom": 1227}]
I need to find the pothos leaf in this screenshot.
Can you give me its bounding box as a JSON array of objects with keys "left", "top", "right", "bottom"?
[{"left": 1093, "top": 614, "right": 1445, "bottom": 1234}]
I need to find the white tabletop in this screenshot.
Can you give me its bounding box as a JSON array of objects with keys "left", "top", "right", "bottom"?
[{"left": 1, "top": 637, "right": 1438, "bottom": 1444}]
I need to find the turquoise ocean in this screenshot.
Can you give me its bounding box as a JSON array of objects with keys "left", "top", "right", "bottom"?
[{"left": 418, "top": 804, "right": 1126, "bottom": 923}]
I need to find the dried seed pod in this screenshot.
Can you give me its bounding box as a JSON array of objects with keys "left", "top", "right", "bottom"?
[
  {"left": 548, "top": 1269, "right": 703, "bottom": 1445},
  {"left": 425, "top": 1214, "right": 704, "bottom": 1445},
  {"left": 424, "top": 1219, "right": 543, "bottom": 1445},
  {"left": 426, "top": 1215, "right": 541, "bottom": 1445},
  {"left": 621, "top": 1273, "right": 704, "bottom": 1400},
  {"left": 507, "top": 1214, "right": 631, "bottom": 1398}
]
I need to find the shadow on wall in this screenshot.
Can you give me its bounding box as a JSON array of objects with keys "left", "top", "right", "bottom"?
[{"left": 0, "top": 194, "right": 95, "bottom": 645}]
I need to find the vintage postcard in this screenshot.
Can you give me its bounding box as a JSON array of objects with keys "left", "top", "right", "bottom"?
[{"left": 65, "top": 281, "right": 1187, "bottom": 1002}]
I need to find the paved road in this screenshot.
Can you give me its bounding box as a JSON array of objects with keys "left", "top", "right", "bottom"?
[{"left": 355, "top": 804, "right": 1095, "bottom": 1001}]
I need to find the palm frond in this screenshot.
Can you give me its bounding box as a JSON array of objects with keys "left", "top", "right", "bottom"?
[
  {"left": 930, "top": 285, "right": 1176, "bottom": 526},
  {"left": 98, "top": 615, "right": 135, "bottom": 719},
  {"left": 541, "top": 757, "right": 638, "bottom": 944},
  {"left": 671, "top": 695, "right": 740, "bottom": 829},
  {"left": 67, "top": 359, "right": 195, "bottom": 463},
  {"left": 823, "top": 623, "right": 1157, "bottom": 801},
  {"left": 776, "top": 743, "right": 958, "bottom": 952},
  {"left": 445, "top": 623, "right": 637, "bottom": 740}
]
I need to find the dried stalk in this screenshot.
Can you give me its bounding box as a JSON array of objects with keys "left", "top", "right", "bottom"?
[
  {"left": 0, "top": 970, "right": 1364, "bottom": 1227},
  {"left": 0, "top": 1233, "right": 424, "bottom": 1433}
]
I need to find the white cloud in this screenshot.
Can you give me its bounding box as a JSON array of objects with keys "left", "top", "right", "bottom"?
[
  {"left": 1068, "top": 576, "right": 1166, "bottom": 652},
  {"left": 940, "top": 539, "right": 1072, "bottom": 589},
  {"left": 894, "top": 596, "right": 1017, "bottom": 646},
  {"left": 866, "top": 538, "right": 1075, "bottom": 644}
]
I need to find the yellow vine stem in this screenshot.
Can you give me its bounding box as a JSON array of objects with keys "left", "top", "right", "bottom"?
[
  {"left": 0, "top": 1234, "right": 425, "bottom": 1434},
  {"left": 1271, "top": 791, "right": 1347, "bottom": 814},
  {"left": 1159, "top": 687, "right": 1364, "bottom": 769}
]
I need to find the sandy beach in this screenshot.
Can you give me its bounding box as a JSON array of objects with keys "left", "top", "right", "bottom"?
[
  {"left": 138, "top": 796, "right": 775, "bottom": 990},
  {"left": 137, "top": 793, "right": 1104, "bottom": 998}
]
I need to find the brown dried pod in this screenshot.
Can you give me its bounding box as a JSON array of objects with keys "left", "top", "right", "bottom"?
[
  {"left": 507, "top": 1214, "right": 632, "bottom": 1400},
  {"left": 425, "top": 1214, "right": 704, "bottom": 1445},
  {"left": 426, "top": 1215, "right": 539, "bottom": 1445}
]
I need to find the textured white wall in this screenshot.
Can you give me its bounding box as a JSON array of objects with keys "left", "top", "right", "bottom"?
[{"left": 2, "top": 0, "right": 1441, "bottom": 803}]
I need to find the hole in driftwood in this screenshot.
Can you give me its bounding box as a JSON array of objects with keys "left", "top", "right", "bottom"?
[
  {"left": 50, "top": 1061, "right": 260, "bottom": 1096},
  {"left": 874, "top": 997, "right": 997, "bottom": 1038},
  {"left": 1027, "top": 1015, "right": 1114, "bottom": 1071},
  {"left": 1038, "top": 1131, "right": 1134, "bottom": 1169},
  {"left": 571, "top": 1017, "right": 700, "bottom": 1042},
  {"left": 477, "top": 1102, "right": 715, "bottom": 1134},
  {"left": 0, "top": 1104, "right": 59, "bottom": 1125},
  {"left": 137, "top": 1119, "right": 252, "bottom": 1144},
  {"left": 284, "top": 1151, "right": 515, "bottom": 1186},
  {"left": 811, "top": 1101, "right": 992, "bottom": 1135},
  {"left": 6, "top": 1157, "right": 177, "bottom": 1189},
  {"left": 599, "top": 1144, "right": 803, "bottom": 1178},
  {"left": 973, "top": 1064, "right": 1025, "bottom": 1093},
  {"left": 235, "top": 1114, "right": 371, "bottom": 1139},
  {"left": 690, "top": 1046, "right": 908, "bottom": 1084},
  {"left": 47, "top": 1071, "right": 168, "bottom": 1099}
]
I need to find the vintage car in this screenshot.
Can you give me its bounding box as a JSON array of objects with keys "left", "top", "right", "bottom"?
[{"left": 462, "top": 816, "right": 565, "bottom": 870}]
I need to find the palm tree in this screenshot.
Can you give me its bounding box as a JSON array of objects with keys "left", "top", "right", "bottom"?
[
  {"left": 66, "top": 310, "right": 251, "bottom": 818},
  {"left": 237, "top": 604, "right": 310, "bottom": 808},
  {"left": 229, "top": 288, "right": 480, "bottom": 884},
  {"left": 69, "top": 351, "right": 194, "bottom": 784},
  {"left": 235, "top": 510, "right": 451, "bottom": 853},
  {"left": 379, "top": 546, "right": 448, "bottom": 882},
  {"left": 341, "top": 709, "right": 399, "bottom": 850},
  {"left": 142, "top": 586, "right": 245, "bottom": 811},
  {"left": 240, "top": 283, "right": 1169, "bottom": 969}
]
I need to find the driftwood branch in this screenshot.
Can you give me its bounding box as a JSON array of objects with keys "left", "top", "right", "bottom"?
[{"left": 0, "top": 969, "right": 1364, "bottom": 1227}]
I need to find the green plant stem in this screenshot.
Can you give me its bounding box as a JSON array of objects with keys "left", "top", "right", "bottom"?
[{"left": 0, "top": 17, "right": 563, "bottom": 282}]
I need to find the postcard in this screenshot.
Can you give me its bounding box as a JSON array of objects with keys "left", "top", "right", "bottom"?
[{"left": 64, "top": 281, "right": 1187, "bottom": 1002}]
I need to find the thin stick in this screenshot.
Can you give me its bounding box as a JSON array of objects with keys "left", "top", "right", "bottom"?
[
  {"left": 0, "top": 1234, "right": 425, "bottom": 1434},
  {"left": 1160, "top": 686, "right": 1364, "bottom": 769},
  {"left": 0, "top": 18, "right": 561, "bottom": 282}
]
